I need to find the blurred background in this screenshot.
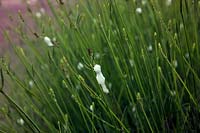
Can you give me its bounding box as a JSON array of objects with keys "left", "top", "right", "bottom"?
[
  {"left": 0, "top": 0, "right": 76, "bottom": 55},
  {"left": 0, "top": 0, "right": 46, "bottom": 54}
]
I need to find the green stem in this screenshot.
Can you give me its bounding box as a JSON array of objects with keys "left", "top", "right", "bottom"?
[{"left": 0, "top": 91, "right": 41, "bottom": 133}]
